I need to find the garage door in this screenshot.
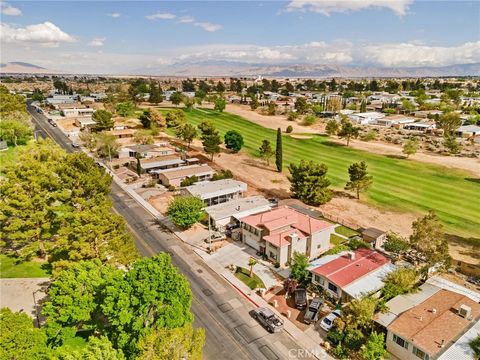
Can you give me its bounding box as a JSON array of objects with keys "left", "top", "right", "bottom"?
[{"left": 244, "top": 234, "right": 260, "bottom": 251}]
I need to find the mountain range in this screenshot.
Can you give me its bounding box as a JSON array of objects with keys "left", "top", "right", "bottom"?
[{"left": 2, "top": 61, "right": 479, "bottom": 78}]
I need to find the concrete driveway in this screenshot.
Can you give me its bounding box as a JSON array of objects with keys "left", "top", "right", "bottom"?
[{"left": 207, "top": 241, "right": 280, "bottom": 289}]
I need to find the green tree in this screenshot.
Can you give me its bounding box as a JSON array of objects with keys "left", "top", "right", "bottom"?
[
  {"left": 0, "top": 308, "right": 50, "bottom": 360},
  {"left": 383, "top": 232, "right": 410, "bottom": 256},
  {"left": 43, "top": 260, "right": 122, "bottom": 346},
  {"left": 139, "top": 110, "right": 152, "bottom": 128},
  {"left": 0, "top": 119, "right": 32, "bottom": 146},
  {"left": 92, "top": 110, "right": 114, "bottom": 131},
  {"left": 289, "top": 252, "right": 311, "bottom": 285},
  {"left": 79, "top": 336, "right": 125, "bottom": 360},
  {"left": 436, "top": 112, "right": 462, "bottom": 135},
  {"left": 294, "top": 97, "right": 309, "bottom": 114},
  {"left": 266, "top": 101, "right": 277, "bottom": 115},
  {"left": 177, "top": 123, "right": 197, "bottom": 149},
  {"left": 167, "top": 196, "right": 205, "bottom": 228},
  {"left": 224, "top": 130, "right": 244, "bottom": 153},
  {"left": 302, "top": 114, "right": 317, "bottom": 126},
  {"left": 250, "top": 96, "right": 259, "bottom": 110},
  {"left": 338, "top": 118, "right": 360, "bottom": 146},
  {"left": 215, "top": 81, "right": 226, "bottom": 93},
  {"left": 165, "top": 109, "right": 186, "bottom": 128},
  {"left": 148, "top": 83, "right": 163, "bottom": 104},
  {"left": 32, "top": 88, "right": 45, "bottom": 102},
  {"left": 402, "top": 138, "right": 419, "bottom": 158},
  {"left": 344, "top": 296, "right": 377, "bottom": 330},
  {"left": 401, "top": 99, "right": 416, "bottom": 114},
  {"left": 287, "top": 111, "right": 299, "bottom": 121},
  {"left": 325, "top": 119, "right": 339, "bottom": 136},
  {"left": 288, "top": 160, "right": 332, "bottom": 206},
  {"left": 214, "top": 97, "right": 226, "bottom": 112},
  {"left": 211, "top": 169, "right": 233, "bottom": 181},
  {"left": 443, "top": 134, "right": 462, "bottom": 154},
  {"left": 360, "top": 99, "right": 367, "bottom": 112},
  {"left": 116, "top": 102, "right": 135, "bottom": 117},
  {"left": 94, "top": 133, "right": 120, "bottom": 159},
  {"left": 137, "top": 324, "right": 205, "bottom": 360},
  {"left": 410, "top": 211, "right": 450, "bottom": 271},
  {"left": 258, "top": 139, "right": 275, "bottom": 165},
  {"left": 345, "top": 161, "right": 373, "bottom": 199},
  {"left": 275, "top": 128, "right": 283, "bottom": 172},
  {"left": 469, "top": 335, "right": 480, "bottom": 359},
  {"left": 170, "top": 92, "right": 183, "bottom": 107},
  {"left": 101, "top": 254, "right": 194, "bottom": 357},
  {"left": 382, "top": 267, "right": 418, "bottom": 301},
  {"left": 360, "top": 332, "right": 387, "bottom": 360},
  {"left": 202, "top": 133, "right": 222, "bottom": 161}
]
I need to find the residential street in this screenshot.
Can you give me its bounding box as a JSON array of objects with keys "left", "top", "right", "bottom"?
[{"left": 27, "top": 104, "right": 320, "bottom": 360}]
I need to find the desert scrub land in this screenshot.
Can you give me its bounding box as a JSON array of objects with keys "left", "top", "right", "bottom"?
[{"left": 162, "top": 108, "right": 480, "bottom": 241}]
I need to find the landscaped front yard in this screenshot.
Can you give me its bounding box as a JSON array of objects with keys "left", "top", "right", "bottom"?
[
  {"left": 335, "top": 226, "right": 359, "bottom": 238},
  {"left": 234, "top": 266, "right": 266, "bottom": 290}
]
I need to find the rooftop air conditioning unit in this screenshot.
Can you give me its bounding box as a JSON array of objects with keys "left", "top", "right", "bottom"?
[{"left": 458, "top": 304, "right": 472, "bottom": 318}]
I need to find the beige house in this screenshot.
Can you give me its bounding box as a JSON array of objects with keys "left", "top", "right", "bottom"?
[
  {"left": 239, "top": 206, "right": 335, "bottom": 267},
  {"left": 155, "top": 164, "right": 214, "bottom": 187}
]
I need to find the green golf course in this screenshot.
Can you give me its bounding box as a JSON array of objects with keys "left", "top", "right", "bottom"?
[{"left": 164, "top": 108, "right": 480, "bottom": 241}]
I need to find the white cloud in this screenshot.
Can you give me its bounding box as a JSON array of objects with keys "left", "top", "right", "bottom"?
[
  {"left": 194, "top": 22, "right": 222, "bottom": 32},
  {"left": 146, "top": 12, "right": 176, "bottom": 20},
  {"left": 107, "top": 12, "right": 121, "bottom": 18},
  {"left": 1, "top": 2, "right": 22, "bottom": 16},
  {"left": 88, "top": 37, "right": 106, "bottom": 47},
  {"left": 286, "top": 0, "right": 414, "bottom": 17},
  {"left": 358, "top": 41, "right": 480, "bottom": 67},
  {"left": 0, "top": 21, "right": 76, "bottom": 47},
  {"left": 255, "top": 48, "right": 293, "bottom": 60},
  {"left": 178, "top": 16, "right": 195, "bottom": 23}
]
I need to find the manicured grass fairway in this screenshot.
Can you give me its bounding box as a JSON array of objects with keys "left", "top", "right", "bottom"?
[
  {"left": 0, "top": 254, "right": 51, "bottom": 278},
  {"left": 165, "top": 108, "right": 480, "bottom": 240}
]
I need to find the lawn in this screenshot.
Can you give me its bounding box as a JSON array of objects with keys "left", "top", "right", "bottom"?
[
  {"left": 234, "top": 267, "right": 266, "bottom": 290},
  {"left": 0, "top": 254, "right": 51, "bottom": 278},
  {"left": 163, "top": 108, "right": 480, "bottom": 240},
  {"left": 330, "top": 233, "right": 347, "bottom": 246},
  {"left": 335, "top": 225, "right": 360, "bottom": 238}
]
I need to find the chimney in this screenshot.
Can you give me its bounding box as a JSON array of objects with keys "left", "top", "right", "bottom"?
[
  {"left": 347, "top": 251, "right": 355, "bottom": 261},
  {"left": 458, "top": 304, "right": 472, "bottom": 318},
  {"left": 290, "top": 233, "right": 298, "bottom": 242}
]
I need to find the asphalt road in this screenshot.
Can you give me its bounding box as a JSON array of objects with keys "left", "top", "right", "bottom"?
[{"left": 27, "top": 105, "right": 310, "bottom": 360}]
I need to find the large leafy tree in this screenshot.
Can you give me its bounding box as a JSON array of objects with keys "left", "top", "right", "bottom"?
[
  {"left": 288, "top": 160, "right": 332, "bottom": 206},
  {"left": 42, "top": 260, "right": 122, "bottom": 346},
  {"left": 382, "top": 267, "right": 418, "bottom": 301},
  {"left": 198, "top": 121, "right": 222, "bottom": 161},
  {"left": 93, "top": 110, "right": 114, "bottom": 131},
  {"left": 410, "top": 211, "right": 450, "bottom": 270},
  {"left": 294, "top": 97, "right": 308, "bottom": 114},
  {"left": 345, "top": 161, "right": 373, "bottom": 200},
  {"left": 165, "top": 109, "right": 186, "bottom": 128},
  {"left": 0, "top": 119, "right": 32, "bottom": 146},
  {"left": 0, "top": 308, "right": 50, "bottom": 360},
  {"left": 436, "top": 112, "right": 462, "bottom": 134},
  {"left": 343, "top": 296, "right": 377, "bottom": 330},
  {"left": 360, "top": 332, "right": 387, "bottom": 360},
  {"left": 101, "top": 254, "right": 194, "bottom": 357},
  {"left": 115, "top": 102, "right": 135, "bottom": 117},
  {"left": 167, "top": 196, "right": 205, "bottom": 228},
  {"left": 176, "top": 123, "right": 197, "bottom": 149},
  {"left": 170, "top": 92, "right": 183, "bottom": 106},
  {"left": 138, "top": 324, "right": 204, "bottom": 360},
  {"left": 224, "top": 130, "right": 244, "bottom": 153}
]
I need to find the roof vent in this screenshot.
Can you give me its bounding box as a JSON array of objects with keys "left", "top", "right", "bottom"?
[
  {"left": 458, "top": 304, "right": 472, "bottom": 318},
  {"left": 347, "top": 252, "right": 355, "bottom": 261},
  {"left": 432, "top": 308, "right": 437, "bottom": 314},
  {"left": 290, "top": 233, "right": 298, "bottom": 242}
]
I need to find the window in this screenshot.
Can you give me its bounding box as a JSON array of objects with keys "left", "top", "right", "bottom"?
[
  {"left": 393, "top": 334, "right": 409, "bottom": 350},
  {"left": 269, "top": 252, "right": 277, "bottom": 260},
  {"left": 412, "top": 346, "right": 429, "bottom": 360},
  {"left": 328, "top": 282, "right": 338, "bottom": 293}
]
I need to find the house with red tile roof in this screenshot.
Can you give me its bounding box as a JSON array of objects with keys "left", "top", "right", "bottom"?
[
  {"left": 386, "top": 289, "right": 480, "bottom": 360},
  {"left": 309, "top": 248, "right": 394, "bottom": 302},
  {"left": 239, "top": 206, "right": 335, "bottom": 267}
]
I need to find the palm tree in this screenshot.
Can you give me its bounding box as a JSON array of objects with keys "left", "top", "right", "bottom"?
[{"left": 248, "top": 257, "right": 257, "bottom": 278}]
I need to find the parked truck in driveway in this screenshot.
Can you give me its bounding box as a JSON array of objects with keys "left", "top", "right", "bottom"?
[
  {"left": 303, "top": 298, "right": 323, "bottom": 324},
  {"left": 252, "top": 307, "right": 284, "bottom": 333}
]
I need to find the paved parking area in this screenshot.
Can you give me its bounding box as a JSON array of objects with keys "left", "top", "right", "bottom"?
[{"left": 0, "top": 278, "right": 50, "bottom": 324}]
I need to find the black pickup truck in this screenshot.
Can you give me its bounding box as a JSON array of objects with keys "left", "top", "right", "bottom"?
[{"left": 303, "top": 298, "right": 324, "bottom": 324}]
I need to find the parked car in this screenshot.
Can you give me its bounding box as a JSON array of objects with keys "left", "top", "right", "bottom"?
[
  {"left": 320, "top": 310, "right": 342, "bottom": 331},
  {"left": 294, "top": 287, "right": 307, "bottom": 310},
  {"left": 304, "top": 298, "right": 324, "bottom": 324},
  {"left": 205, "top": 232, "right": 226, "bottom": 243},
  {"left": 71, "top": 142, "right": 80, "bottom": 148},
  {"left": 252, "top": 307, "right": 284, "bottom": 333}
]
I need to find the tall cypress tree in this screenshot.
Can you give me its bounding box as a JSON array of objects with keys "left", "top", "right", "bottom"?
[{"left": 275, "top": 128, "right": 282, "bottom": 172}]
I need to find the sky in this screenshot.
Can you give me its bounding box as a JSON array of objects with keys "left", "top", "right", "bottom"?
[{"left": 1, "top": 0, "right": 479, "bottom": 73}]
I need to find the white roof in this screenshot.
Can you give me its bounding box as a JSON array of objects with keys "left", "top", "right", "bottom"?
[
  {"left": 457, "top": 124, "right": 480, "bottom": 133},
  {"left": 142, "top": 158, "right": 184, "bottom": 170},
  {"left": 353, "top": 112, "right": 385, "bottom": 119},
  {"left": 342, "top": 263, "right": 397, "bottom": 299},
  {"left": 185, "top": 179, "right": 247, "bottom": 200},
  {"left": 438, "top": 320, "right": 480, "bottom": 360},
  {"left": 204, "top": 196, "right": 271, "bottom": 221},
  {"left": 426, "top": 276, "right": 480, "bottom": 302}
]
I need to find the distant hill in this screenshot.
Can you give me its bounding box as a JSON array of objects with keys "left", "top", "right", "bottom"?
[
  {"left": 0, "top": 62, "right": 60, "bottom": 74},
  {"left": 131, "top": 61, "right": 480, "bottom": 78}
]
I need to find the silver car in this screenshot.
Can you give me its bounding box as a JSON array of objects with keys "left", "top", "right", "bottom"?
[
  {"left": 252, "top": 307, "right": 284, "bottom": 333},
  {"left": 320, "top": 310, "right": 342, "bottom": 331}
]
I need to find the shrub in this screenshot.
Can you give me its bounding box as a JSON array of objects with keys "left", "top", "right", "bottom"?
[
  {"left": 324, "top": 244, "right": 350, "bottom": 255},
  {"left": 302, "top": 114, "right": 317, "bottom": 126},
  {"left": 166, "top": 196, "right": 205, "bottom": 228},
  {"left": 348, "top": 238, "right": 370, "bottom": 250},
  {"left": 360, "top": 130, "right": 377, "bottom": 142},
  {"left": 287, "top": 111, "right": 298, "bottom": 121},
  {"left": 180, "top": 176, "right": 198, "bottom": 187},
  {"left": 224, "top": 130, "right": 244, "bottom": 153},
  {"left": 211, "top": 169, "right": 233, "bottom": 181},
  {"left": 286, "top": 125, "right": 293, "bottom": 133}
]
